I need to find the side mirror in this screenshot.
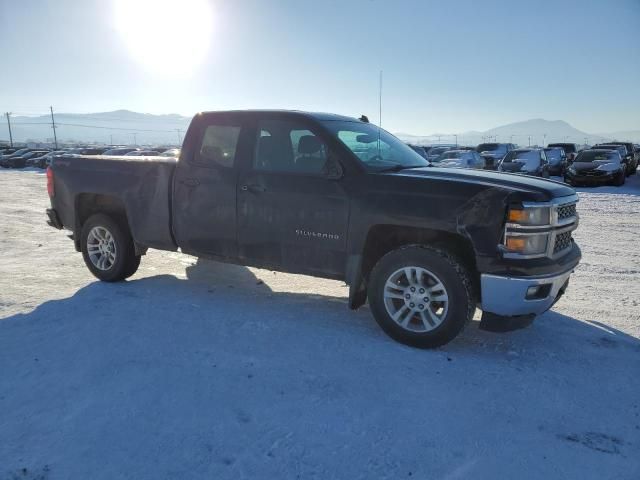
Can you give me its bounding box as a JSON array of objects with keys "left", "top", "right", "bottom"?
[{"left": 325, "top": 156, "right": 344, "bottom": 180}]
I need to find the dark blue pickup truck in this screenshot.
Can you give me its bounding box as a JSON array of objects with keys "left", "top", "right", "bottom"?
[{"left": 46, "top": 110, "right": 581, "bottom": 348}]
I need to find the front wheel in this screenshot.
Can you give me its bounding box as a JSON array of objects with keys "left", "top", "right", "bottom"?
[
  {"left": 80, "top": 213, "right": 141, "bottom": 282},
  {"left": 614, "top": 171, "right": 626, "bottom": 186},
  {"left": 367, "top": 246, "right": 475, "bottom": 348}
]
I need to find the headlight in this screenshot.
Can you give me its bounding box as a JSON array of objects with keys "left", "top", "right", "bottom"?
[
  {"left": 507, "top": 206, "right": 550, "bottom": 226},
  {"left": 504, "top": 232, "right": 550, "bottom": 256}
]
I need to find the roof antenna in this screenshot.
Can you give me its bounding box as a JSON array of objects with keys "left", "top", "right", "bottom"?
[{"left": 377, "top": 70, "right": 383, "bottom": 154}]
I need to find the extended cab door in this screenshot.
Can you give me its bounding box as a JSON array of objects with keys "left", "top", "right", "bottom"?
[
  {"left": 237, "top": 116, "right": 350, "bottom": 278},
  {"left": 172, "top": 113, "right": 251, "bottom": 258}
]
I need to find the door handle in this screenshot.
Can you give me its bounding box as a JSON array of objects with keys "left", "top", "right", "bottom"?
[
  {"left": 241, "top": 184, "right": 267, "bottom": 193},
  {"left": 179, "top": 177, "right": 200, "bottom": 187}
]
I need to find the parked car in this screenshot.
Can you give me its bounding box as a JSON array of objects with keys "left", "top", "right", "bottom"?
[
  {"left": 595, "top": 142, "right": 638, "bottom": 174},
  {"left": 433, "top": 149, "right": 485, "bottom": 169},
  {"left": 34, "top": 150, "right": 67, "bottom": 168},
  {"left": 407, "top": 144, "right": 428, "bottom": 159},
  {"left": 124, "top": 150, "right": 161, "bottom": 156},
  {"left": 543, "top": 147, "right": 568, "bottom": 175},
  {"left": 46, "top": 110, "right": 581, "bottom": 348},
  {"left": 591, "top": 144, "right": 633, "bottom": 176},
  {"left": 1, "top": 148, "right": 38, "bottom": 163},
  {"left": 160, "top": 148, "right": 181, "bottom": 158},
  {"left": 0, "top": 148, "right": 18, "bottom": 156},
  {"left": 102, "top": 147, "right": 140, "bottom": 156},
  {"left": 498, "top": 148, "right": 550, "bottom": 177},
  {"left": 425, "top": 145, "right": 454, "bottom": 162},
  {"left": 26, "top": 151, "right": 55, "bottom": 168},
  {"left": 564, "top": 149, "right": 625, "bottom": 186},
  {"left": 2, "top": 150, "right": 50, "bottom": 168},
  {"left": 547, "top": 143, "right": 579, "bottom": 163},
  {"left": 476, "top": 143, "right": 516, "bottom": 170}
]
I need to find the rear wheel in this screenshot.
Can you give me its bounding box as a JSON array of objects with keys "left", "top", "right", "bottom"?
[
  {"left": 614, "top": 171, "right": 626, "bottom": 186},
  {"left": 367, "top": 245, "right": 475, "bottom": 348},
  {"left": 80, "top": 213, "right": 141, "bottom": 282}
]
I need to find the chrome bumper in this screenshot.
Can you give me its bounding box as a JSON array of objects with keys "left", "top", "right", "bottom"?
[{"left": 480, "top": 268, "right": 574, "bottom": 317}]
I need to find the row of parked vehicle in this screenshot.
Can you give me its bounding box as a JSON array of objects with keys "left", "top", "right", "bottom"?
[
  {"left": 408, "top": 141, "right": 640, "bottom": 187},
  {"left": 0, "top": 145, "right": 181, "bottom": 169}
]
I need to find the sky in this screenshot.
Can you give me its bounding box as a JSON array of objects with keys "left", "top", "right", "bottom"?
[{"left": 1, "top": 0, "right": 639, "bottom": 136}]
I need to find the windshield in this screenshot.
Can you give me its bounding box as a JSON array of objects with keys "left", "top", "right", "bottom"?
[
  {"left": 438, "top": 151, "right": 463, "bottom": 160},
  {"left": 321, "top": 120, "right": 428, "bottom": 170},
  {"left": 549, "top": 143, "right": 576, "bottom": 153},
  {"left": 502, "top": 150, "right": 539, "bottom": 167},
  {"left": 477, "top": 143, "right": 505, "bottom": 154},
  {"left": 576, "top": 150, "right": 620, "bottom": 164},
  {"left": 544, "top": 148, "right": 563, "bottom": 162}
]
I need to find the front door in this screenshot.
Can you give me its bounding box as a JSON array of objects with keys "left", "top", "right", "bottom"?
[
  {"left": 237, "top": 117, "right": 350, "bottom": 277},
  {"left": 173, "top": 115, "right": 250, "bottom": 258}
]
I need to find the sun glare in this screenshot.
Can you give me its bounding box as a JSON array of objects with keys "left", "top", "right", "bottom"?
[{"left": 113, "top": 0, "right": 213, "bottom": 76}]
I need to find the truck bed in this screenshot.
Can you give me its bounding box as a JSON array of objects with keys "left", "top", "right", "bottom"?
[{"left": 50, "top": 155, "right": 178, "bottom": 251}]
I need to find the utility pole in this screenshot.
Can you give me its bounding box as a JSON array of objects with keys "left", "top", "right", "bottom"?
[
  {"left": 49, "top": 106, "right": 58, "bottom": 149},
  {"left": 454, "top": 134, "right": 458, "bottom": 146},
  {"left": 110, "top": 134, "right": 113, "bottom": 145},
  {"left": 584, "top": 136, "right": 588, "bottom": 147},
  {"left": 509, "top": 134, "right": 514, "bottom": 143},
  {"left": 543, "top": 133, "right": 547, "bottom": 147},
  {"left": 4, "top": 112, "right": 13, "bottom": 147},
  {"left": 132, "top": 133, "right": 137, "bottom": 145},
  {"left": 528, "top": 135, "right": 532, "bottom": 147}
]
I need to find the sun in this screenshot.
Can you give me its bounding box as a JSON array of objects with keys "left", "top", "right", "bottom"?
[{"left": 113, "top": 0, "right": 213, "bottom": 76}]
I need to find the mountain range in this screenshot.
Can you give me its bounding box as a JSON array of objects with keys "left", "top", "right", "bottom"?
[{"left": 2, "top": 110, "right": 638, "bottom": 146}]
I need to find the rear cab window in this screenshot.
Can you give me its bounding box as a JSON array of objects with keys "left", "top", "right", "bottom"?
[{"left": 197, "top": 124, "right": 242, "bottom": 167}]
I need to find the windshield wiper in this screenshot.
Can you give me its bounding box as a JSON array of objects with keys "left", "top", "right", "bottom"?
[{"left": 375, "top": 164, "right": 430, "bottom": 173}]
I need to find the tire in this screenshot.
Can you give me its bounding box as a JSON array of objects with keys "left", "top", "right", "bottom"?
[
  {"left": 614, "top": 171, "right": 626, "bottom": 187},
  {"left": 367, "top": 245, "right": 475, "bottom": 349},
  {"left": 80, "top": 213, "right": 141, "bottom": 282}
]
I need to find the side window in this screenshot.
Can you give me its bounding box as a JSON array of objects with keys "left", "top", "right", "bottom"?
[
  {"left": 254, "top": 119, "right": 328, "bottom": 174},
  {"left": 198, "top": 124, "right": 242, "bottom": 168}
]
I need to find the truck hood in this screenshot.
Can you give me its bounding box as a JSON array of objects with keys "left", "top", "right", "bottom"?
[{"left": 389, "top": 166, "right": 574, "bottom": 200}]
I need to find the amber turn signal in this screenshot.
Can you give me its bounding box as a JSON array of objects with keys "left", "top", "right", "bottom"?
[
  {"left": 506, "top": 237, "right": 526, "bottom": 251},
  {"left": 507, "top": 209, "right": 526, "bottom": 222}
]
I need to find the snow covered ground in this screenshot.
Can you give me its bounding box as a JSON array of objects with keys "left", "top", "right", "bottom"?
[{"left": 1, "top": 170, "right": 639, "bottom": 479}]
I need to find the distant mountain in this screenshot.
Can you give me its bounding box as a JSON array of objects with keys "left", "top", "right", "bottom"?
[
  {"left": 2, "top": 110, "right": 192, "bottom": 146},
  {"left": 396, "top": 118, "right": 640, "bottom": 146},
  {"left": 2, "top": 111, "right": 638, "bottom": 146}
]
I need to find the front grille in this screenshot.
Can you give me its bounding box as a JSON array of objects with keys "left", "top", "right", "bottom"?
[
  {"left": 556, "top": 203, "right": 576, "bottom": 221},
  {"left": 553, "top": 231, "right": 572, "bottom": 254}
]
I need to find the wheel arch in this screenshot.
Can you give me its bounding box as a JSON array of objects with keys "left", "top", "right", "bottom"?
[{"left": 348, "top": 224, "right": 479, "bottom": 309}]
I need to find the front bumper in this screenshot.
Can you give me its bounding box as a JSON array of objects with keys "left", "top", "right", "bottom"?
[
  {"left": 565, "top": 170, "right": 619, "bottom": 185},
  {"left": 480, "top": 268, "right": 574, "bottom": 317}
]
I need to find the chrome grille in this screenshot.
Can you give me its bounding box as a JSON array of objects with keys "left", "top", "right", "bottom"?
[
  {"left": 553, "top": 231, "right": 572, "bottom": 254},
  {"left": 556, "top": 203, "right": 576, "bottom": 221}
]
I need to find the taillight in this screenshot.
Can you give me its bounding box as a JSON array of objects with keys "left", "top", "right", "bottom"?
[{"left": 47, "top": 167, "right": 55, "bottom": 197}]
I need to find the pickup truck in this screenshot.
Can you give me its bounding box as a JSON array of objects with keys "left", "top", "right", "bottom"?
[{"left": 46, "top": 110, "right": 581, "bottom": 348}]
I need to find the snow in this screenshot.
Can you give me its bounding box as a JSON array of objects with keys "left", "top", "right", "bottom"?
[{"left": 1, "top": 170, "right": 639, "bottom": 479}]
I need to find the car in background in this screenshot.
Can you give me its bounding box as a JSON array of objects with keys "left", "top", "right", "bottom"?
[
  {"left": 1, "top": 150, "right": 50, "bottom": 168},
  {"left": 591, "top": 144, "right": 633, "bottom": 176},
  {"left": 34, "top": 150, "right": 67, "bottom": 168},
  {"left": 124, "top": 150, "right": 161, "bottom": 156},
  {"left": 159, "top": 148, "right": 181, "bottom": 158},
  {"left": 597, "top": 142, "right": 638, "bottom": 174},
  {"left": 543, "top": 147, "right": 567, "bottom": 175},
  {"left": 1, "top": 147, "right": 38, "bottom": 161},
  {"left": 25, "top": 151, "right": 55, "bottom": 168},
  {"left": 547, "top": 143, "right": 579, "bottom": 163},
  {"left": 475, "top": 143, "right": 516, "bottom": 170},
  {"left": 0, "top": 148, "right": 19, "bottom": 156},
  {"left": 426, "top": 145, "right": 454, "bottom": 162},
  {"left": 102, "top": 147, "right": 140, "bottom": 156},
  {"left": 433, "top": 149, "right": 485, "bottom": 169},
  {"left": 498, "top": 148, "right": 550, "bottom": 177},
  {"left": 565, "top": 149, "right": 625, "bottom": 186},
  {"left": 407, "top": 144, "right": 429, "bottom": 159}
]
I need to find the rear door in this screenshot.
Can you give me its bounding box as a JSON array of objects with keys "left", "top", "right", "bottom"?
[
  {"left": 172, "top": 113, "right": 251, "bottom": 258},
  {"left": 236, "top": 115, "right": 350, "bottom": 277}
]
